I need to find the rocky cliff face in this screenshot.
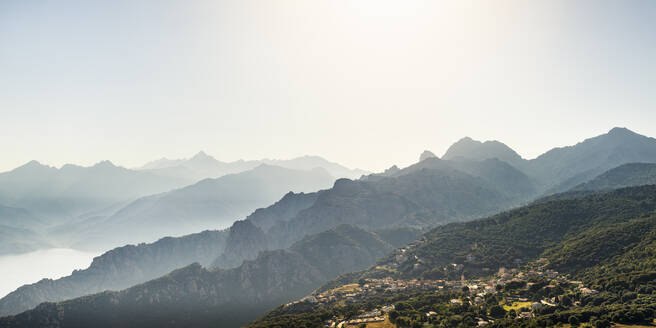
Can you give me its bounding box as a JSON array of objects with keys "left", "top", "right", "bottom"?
[
  {"left": 0, "top": 230, "right": 229, "bottom": 317},
  {"left": 212, "top": 220, "right": 269, "bottom": 268},
  {"left": 210, "top": 191, "right": 322, "bottom": 269},
  {"left": 0, "top": 225, "right": 393, "bottom": 328}
]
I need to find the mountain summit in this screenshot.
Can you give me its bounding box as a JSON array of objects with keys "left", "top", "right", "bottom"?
[
  {"left": 188, "top": 151, "right": 217, "bottom": 164},
  {"left": 532, "top": 127, "right": 656, "bottom": 192},
  {"left": 442, "top": 137, "right": 525, "bottom": 168},
  {"left": 419, "top": 150, "right": 438, "bottom": 162}
]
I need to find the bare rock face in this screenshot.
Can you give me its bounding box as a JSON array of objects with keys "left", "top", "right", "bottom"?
[{"left": 212, "top": 220, "right": 269, "bottom": 269}]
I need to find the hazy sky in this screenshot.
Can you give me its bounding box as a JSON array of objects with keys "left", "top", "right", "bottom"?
[{"left": 2, "top": 0, "right": 656, "bottom": 172}]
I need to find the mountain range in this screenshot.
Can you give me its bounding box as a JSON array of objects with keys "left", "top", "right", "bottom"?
[
  {"left": 213, "top": 154, "right": 538, "bottom": 270},
  {"left": 0, "top": 155, "right": 362, "bottom": 254},
  {"left": 0, "top": 147, "right": 534, "bottom": 316},
  {"left": 138, "top": 152, "right": 368, "bottom": 181},
  {"left": 0, "top": 161, "right": 192, "bottom": 254},
  {"left": 3, "top": 127, "right": 656, "bottom": 327},
  {"left": 7, "top": 179, "right": 656, "bottom": 327},
  {"left": 442, "top": 127, "right": 656, "bottom": 193},
  {"left": 250, "top": 185, "right": 656, "bottom": 327},
  {"left": 0, "top": 160, "right": 189, "bottom": 224},
  {"left": 55, "top": 165, "right": 335, "bottom": 251},
  {"left": 0, "top": 229, "right": 230, "bottom": 317},
  {"left": 0, "top": 225, "right": 402, "bottom": 328}
]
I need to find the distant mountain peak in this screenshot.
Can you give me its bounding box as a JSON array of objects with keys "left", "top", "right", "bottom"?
[
  {"left": 446, "top": 137, "right": 484, "bottom": 151},
  {"left": 607, "top": 127, "right": 637, "bottom": 137},
  {"left": 419, "top": 150, "right": 438, "bottom": 162},
  {"left": 443, "top": 136, "right": 524, "bottom": 167},
  {"left": 13, "top": 160, "right": 53, "bottom": 172},
  {"left": 191, "top": 151, "right": 212, "bottom": 160},
  {"left": 23, "top": 160, "right": 44, "bottom": 168},
  {"left": 93, "top": 160, "right": 117, "bottom": 168},
  {"left": 567, "top": 127, "right": 651, "bottom": 151}
]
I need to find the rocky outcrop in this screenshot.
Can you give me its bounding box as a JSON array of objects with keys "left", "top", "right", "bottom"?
[{"left": 212, "top": 220, "right": 268, "bottom": 268}]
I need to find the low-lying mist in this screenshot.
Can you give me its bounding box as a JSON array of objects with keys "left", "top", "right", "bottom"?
[{"left": 0, "top": 248, "right": 99, "bottom": 298}]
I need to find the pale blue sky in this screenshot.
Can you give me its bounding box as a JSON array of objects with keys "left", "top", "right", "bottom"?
[{"left": 1, "top": 0, "right": 656, "bottom": 172}]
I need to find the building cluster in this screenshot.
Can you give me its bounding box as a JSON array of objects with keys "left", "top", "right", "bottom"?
[
  {"left": 307, "top": 277, "right": 468, "bottom": 307},
  {"left": 322, "top": 305, "right": 395, "bottom": 328},
  {"left": 290, "top": 257, "right": 601, "bottom": 328}
]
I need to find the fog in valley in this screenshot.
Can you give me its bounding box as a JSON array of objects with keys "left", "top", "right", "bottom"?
[{"left": 0, "top": 249, "right": 99, "bottom": 298}]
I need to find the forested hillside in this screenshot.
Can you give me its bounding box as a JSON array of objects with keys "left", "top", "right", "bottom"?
[
  {"left": 249, "top": 186, "right": 656, "bottom": 328},
  {"left": 572, "top": 162, "right": 656, "bottom": 191}
]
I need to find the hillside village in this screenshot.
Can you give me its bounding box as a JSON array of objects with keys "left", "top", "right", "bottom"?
[{"left": 282, "top": 258, "right": 599, "bottom": 328}]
